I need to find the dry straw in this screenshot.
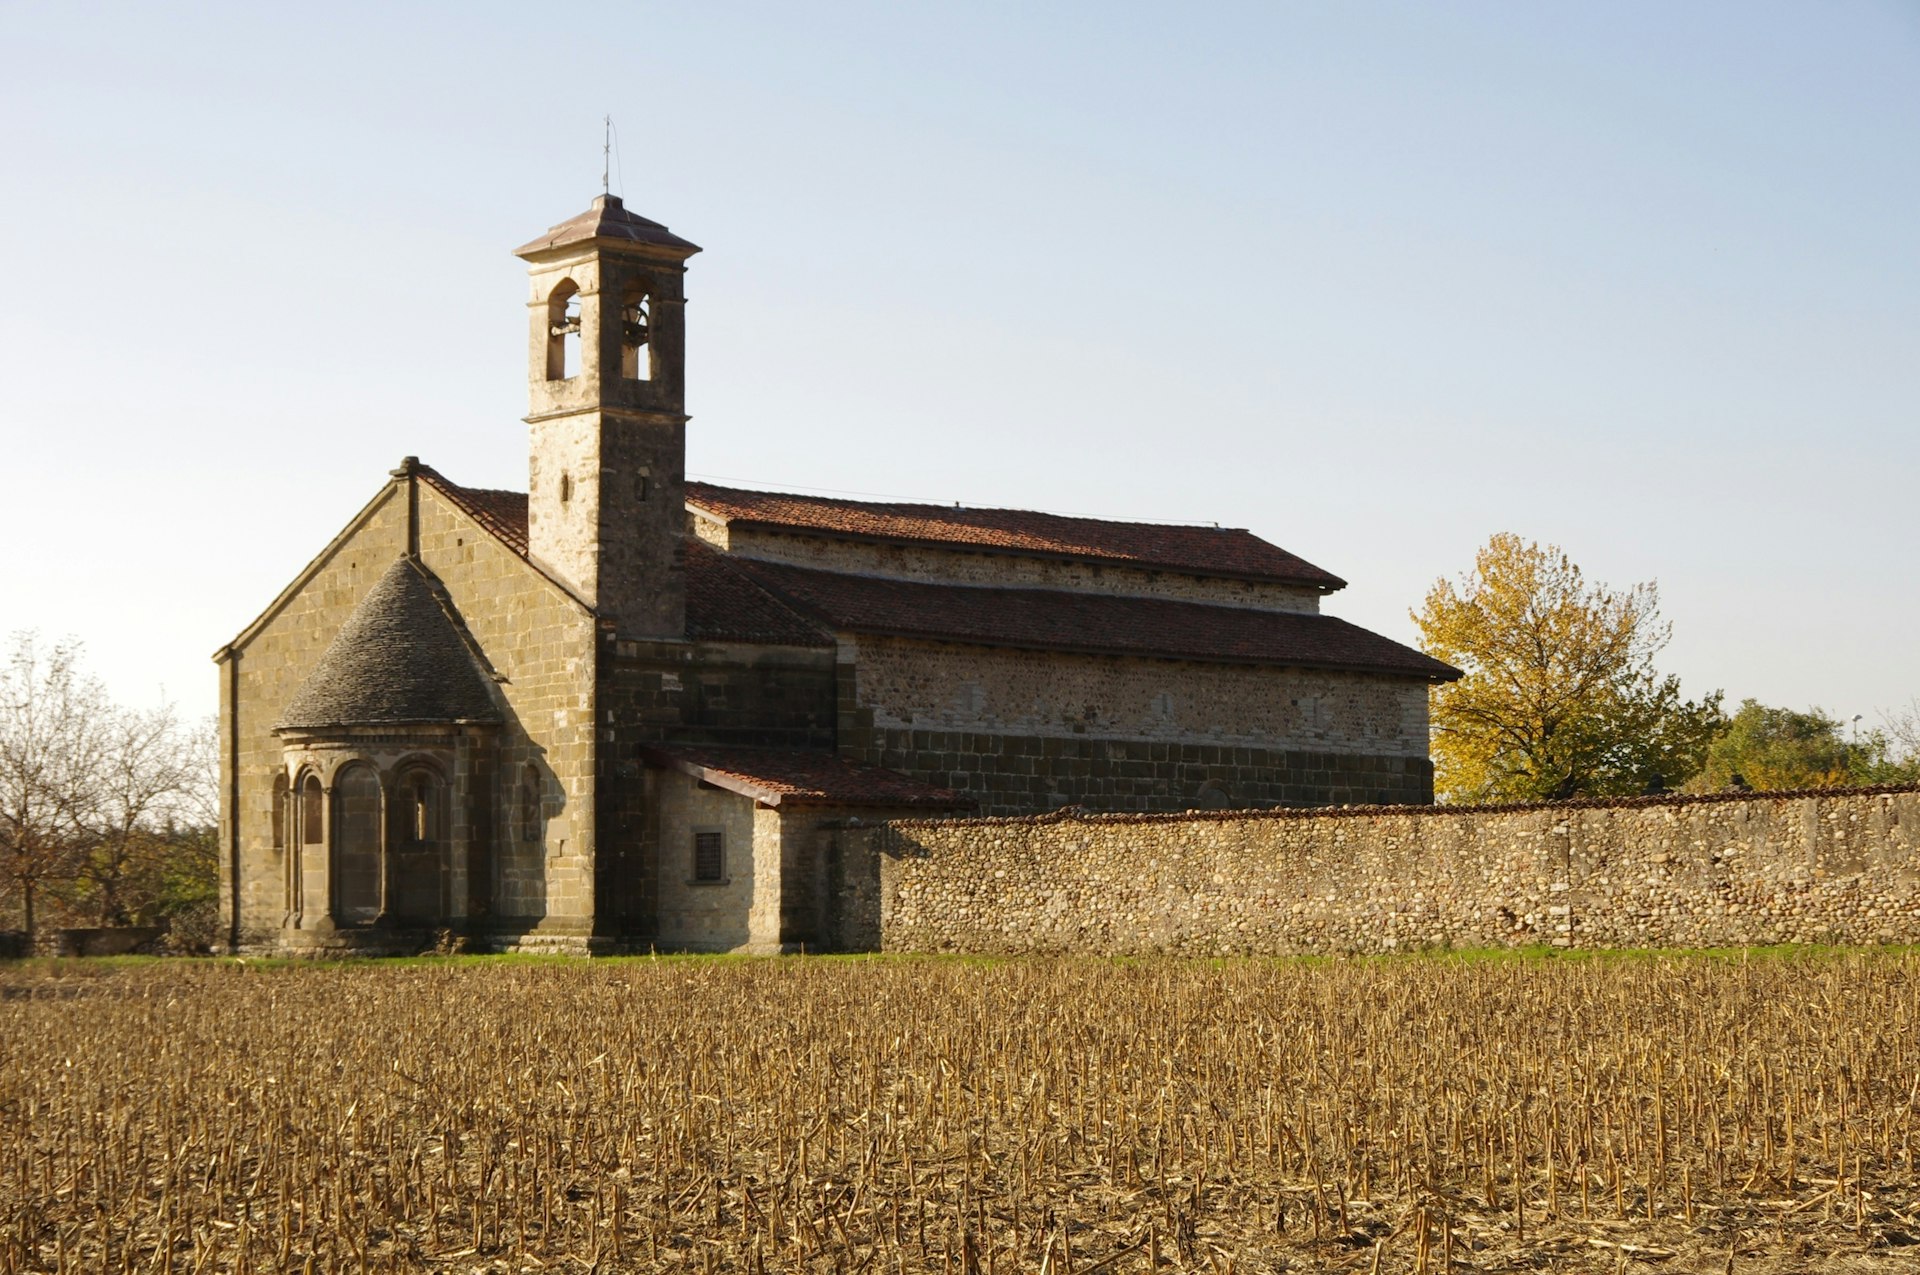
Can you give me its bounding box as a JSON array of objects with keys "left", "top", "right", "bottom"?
[{"left": 0, "top": 951, "right": 1915, "bottom": 1272}]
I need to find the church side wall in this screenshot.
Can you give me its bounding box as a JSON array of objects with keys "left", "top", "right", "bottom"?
[
  {"left": 837, "top": 788, "right": 1920, "bottom": 955},
  {"left": 602, "top": 640, "right": 838, "bottom": 750},
  {"left": 594, "top": 638, "right": 837, "bottom": 939},
  {"left": 417, "top": 487, "right": 598, "bottom": 941},
  {"left": 695, "top": 521, "right": 1324, "bottom": 613},
  {"left": 222, "top": 490, "right": 412, "bottom": 950},
  {"left": 838, "top": 637, "right": 1433, "bottom": 815}
]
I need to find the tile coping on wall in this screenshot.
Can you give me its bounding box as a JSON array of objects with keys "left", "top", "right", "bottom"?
[{"left": 870, "top": 782, "right": 1920, "bottom": 829}]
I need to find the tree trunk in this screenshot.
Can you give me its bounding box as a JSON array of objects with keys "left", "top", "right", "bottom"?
[{"left": 22, "top": 878, "right": 34, "bottom": 942}]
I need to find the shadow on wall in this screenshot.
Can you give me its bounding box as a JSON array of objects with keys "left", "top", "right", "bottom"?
[{"left": 492, "top": 751, "right": 557, "bottom": 930}]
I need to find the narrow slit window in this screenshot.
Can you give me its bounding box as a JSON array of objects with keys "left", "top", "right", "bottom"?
[{"left": 692, "top": 831, "right": 724, "bottom": 883}]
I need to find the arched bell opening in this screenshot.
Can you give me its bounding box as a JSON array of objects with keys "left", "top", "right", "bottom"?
[
  {"left": 618, "top": 284, "right": 652, "bottom": 382},
  {"left": 545, "top": 278, "right": 581, "bottom": 380}
]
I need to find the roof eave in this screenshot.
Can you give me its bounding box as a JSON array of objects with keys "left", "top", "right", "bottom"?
[
  {"left": 778, "top": 794, "right": 976, "bottom": 810},
  {"left": 513, "top": 231, "right": 702, "bottom": 261},
  {"left": 637, "top": 746, "right": 973, "bottom": 809},
  {"left": 274, "top": 717, "right": 503, "bottom": 735},
  {"left": 639, "top": 748, "right": 786, "bottom": 805},
  {"left": 831, "top": 623, "right": 1454, "bottom": 679}
]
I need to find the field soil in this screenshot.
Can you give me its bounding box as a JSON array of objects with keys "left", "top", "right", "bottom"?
[{"left": 2, "top": 951, "right": 1918, "bottom": 1273}]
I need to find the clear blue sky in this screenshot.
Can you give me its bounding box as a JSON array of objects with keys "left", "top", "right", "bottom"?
[{"left": 2, "top": 2, "right": 1916, "bottom": 728}]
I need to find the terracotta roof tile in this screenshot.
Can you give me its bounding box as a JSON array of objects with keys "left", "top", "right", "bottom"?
[
  {"left": 640, "top": 745, "right": 972, "bottom": 809},
  {"left": 686, "top": 483, "right": 1346, "bottom": 589},
  {"left": 422, "top": 474, "right": 530, "bottom": 556},
  {"left": 735, "top": 559, "right": 1461, "bottom": 680},
  {"left": 413, "top": 466, "right": 1442, "bottom": 675},
  {"left": 682, "top": 540, "right": 833, "bottom": 646}
]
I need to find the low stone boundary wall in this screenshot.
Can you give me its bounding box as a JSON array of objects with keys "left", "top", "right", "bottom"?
[
  {"left": 39, "top": 927, "right": 167, "bottom": 957},
  {"left": 825, "top": 786, "right": 1920, "bottom": 955}
]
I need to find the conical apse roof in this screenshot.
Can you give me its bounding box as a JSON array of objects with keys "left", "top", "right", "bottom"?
[{"left": 277, "top": 557, "right": 501, "bottom": 731}]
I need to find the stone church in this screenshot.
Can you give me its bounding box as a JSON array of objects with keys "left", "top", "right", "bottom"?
[{"left": 215, "top": 194, "right": 1458, "bottom": 955}]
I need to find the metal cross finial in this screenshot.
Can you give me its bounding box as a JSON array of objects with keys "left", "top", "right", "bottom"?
[{"left": 602, "top": 115, "right": 612, "bottom": 195}]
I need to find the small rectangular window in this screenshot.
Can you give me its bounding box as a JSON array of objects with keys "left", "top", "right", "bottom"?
[{"left": 692, "top": 830, "right": 724, "bottom": 883}]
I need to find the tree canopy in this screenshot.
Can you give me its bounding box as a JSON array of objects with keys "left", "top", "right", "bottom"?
[
  {"left": 1414, "top": 534, "right": 1723, "bottom": 803},
  {"left": 1694, "top": 699, "right": 1917, "bottom": 791}
]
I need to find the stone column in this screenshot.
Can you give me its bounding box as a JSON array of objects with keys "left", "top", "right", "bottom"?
[
  {"left": 375, "top": 774, "right": 392, "bottom": 924},
  {"left": 309, "top": 776, "right": 336, "bottom": 934}
]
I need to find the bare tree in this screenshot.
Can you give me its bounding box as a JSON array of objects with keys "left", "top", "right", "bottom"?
[
  {"left": 0, "top": 632, "right": 110, "bottom": 939},
  {"left": 79, "top": 702, "right": 201, "bottom": 926},
  {"left": 1883, "top": 698, "right": 1920, "bottom": 766}
]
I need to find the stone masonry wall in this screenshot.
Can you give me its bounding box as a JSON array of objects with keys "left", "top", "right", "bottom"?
[
  {"left": 417, "top": 485, "right": 599, "bottom": 942},
  {"left": 692, "top": 519, "right": 1325, "bottom": 613},
  {"left": 837, "top": 637, "right": 1433, "bottom": 815},
  {"left": 848, "top": 637, "right": 1428, "bottom": 752},
  {"left": 595, "top": 637, "right": 838, "bottom": 937},
  {"left": 827, "top": 786, "right": 1920, "bottom": 954}
]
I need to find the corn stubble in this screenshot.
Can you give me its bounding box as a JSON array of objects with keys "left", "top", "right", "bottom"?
[{"left": 2, "top": 953, "right": 1918, "bottom": 1273}]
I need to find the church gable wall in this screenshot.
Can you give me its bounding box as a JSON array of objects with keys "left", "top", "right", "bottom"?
[
  {"left": 695, "top": 521, "right": 1324, "bottom": 613},
  {"left": 222, "top": 489, "right": 412, "bottom": 949},
  {"left": 837, "top": 637, "right": 1432, "bottom": 815},
  {"left": 416, "top": 486, "right": 598, "bottom": 933}
]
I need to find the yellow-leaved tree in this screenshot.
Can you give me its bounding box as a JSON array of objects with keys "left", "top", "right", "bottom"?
[{"left": 1413, "top": 534, "right": 1723, "bottom": 803}]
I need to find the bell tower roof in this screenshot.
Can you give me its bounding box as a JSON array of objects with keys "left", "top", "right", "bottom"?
[{"left": 513, "top": 194, "right": 702, "bottom": 260}]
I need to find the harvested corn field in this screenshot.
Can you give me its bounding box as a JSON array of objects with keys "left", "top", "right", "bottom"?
[{"left": 2, "top": 952, "right": 1919, "bottom": 1273}]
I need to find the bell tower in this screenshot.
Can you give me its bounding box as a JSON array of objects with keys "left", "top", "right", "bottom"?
[{"left": 514, "top": 195, "right": 701, "bottom": 639}]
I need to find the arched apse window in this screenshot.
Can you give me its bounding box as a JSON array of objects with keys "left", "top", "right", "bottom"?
[
  {"left": 300, "top": 774, "right": 324, "bottom": 847},
  {"left": 271, "top": 773, "right": 289, "bottom": 851},
  {"left": 397, "top": 766, "right": 444, "bottom": 847},
  {"left": 545, "top": 279, "right": 581, "bottom": 380},
  {"left": 618, "top": 286, "right": 651, "bottom": 381},
  {"left": 333, "top": 764, "right": 383, "bottom": 924},
  {"left": 1194, "top": 781, "right": 1233, "bottom": 811},
  {"left": 390, "top": 762, "right": 448, "bottom": 922}
]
